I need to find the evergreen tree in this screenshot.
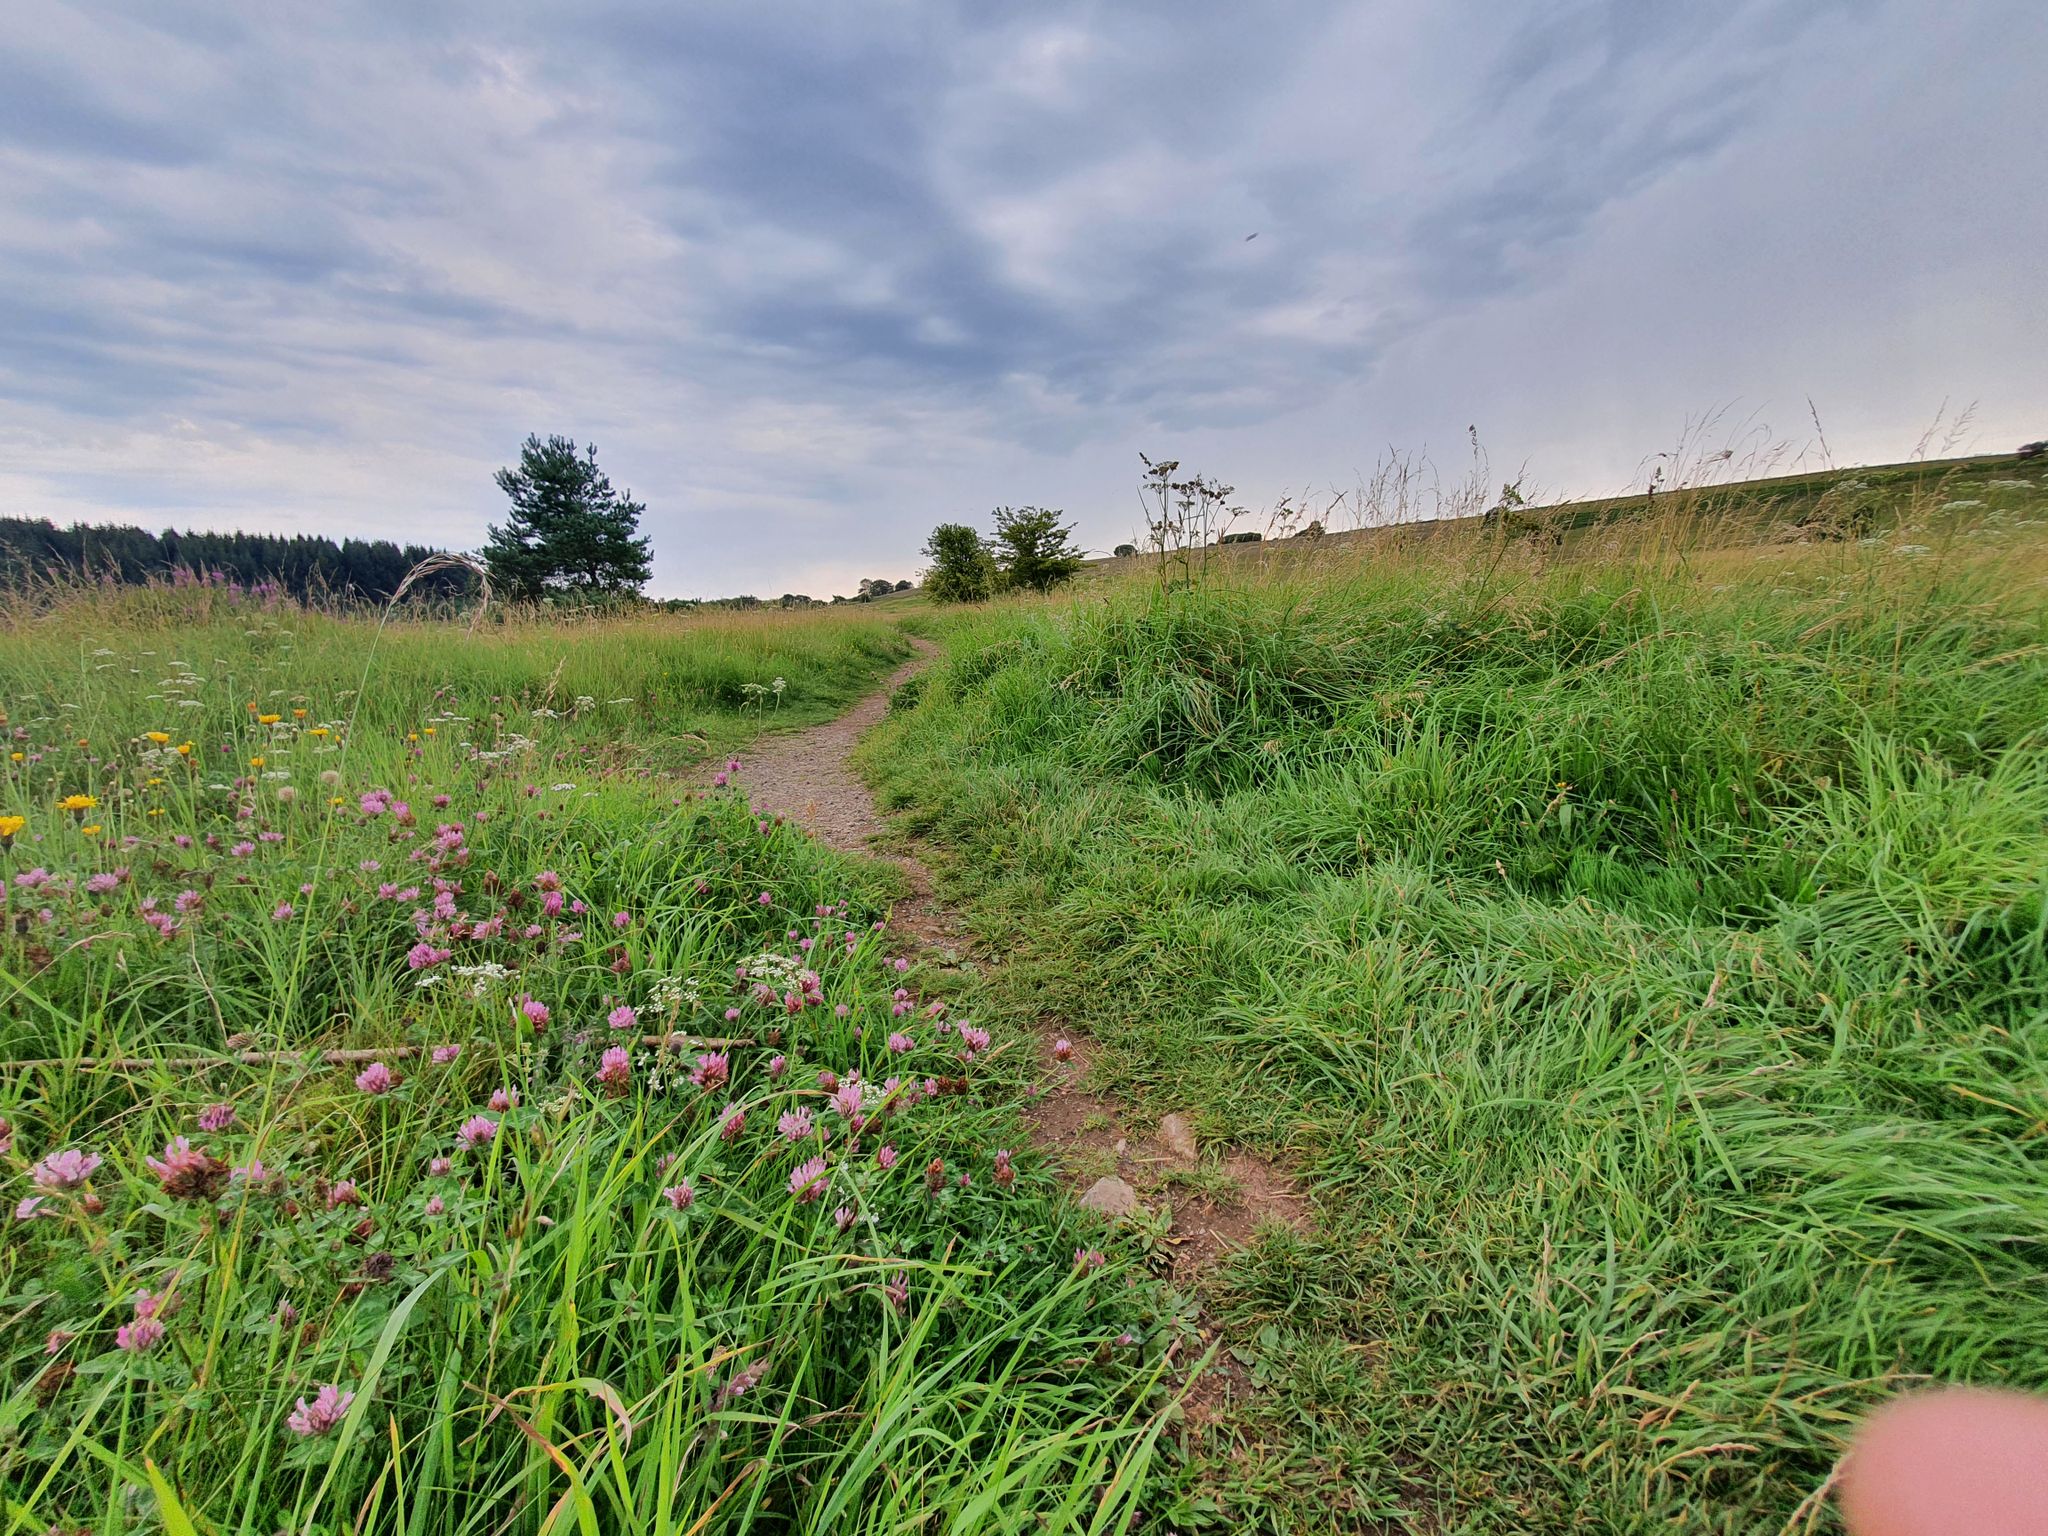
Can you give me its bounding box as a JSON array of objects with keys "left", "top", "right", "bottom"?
[
  {"left": 483, "top": 435, "right": 654, "bottom": 601},
  {"left": 989, "top": 506, "right": 1086, "bottom": 593}
]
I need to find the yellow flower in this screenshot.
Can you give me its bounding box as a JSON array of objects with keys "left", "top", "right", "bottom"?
[
  {"left": 58, "top": 793, "right": 98, "bottom": 813},
  {"left": 329, "top": 795, "right": 346, "bottom": 806},
  {"left": 406, "top": 732, "right": 419, "bottom": 743},
  {"left": 249, "top": 756, "right": 266, "bottom": 768},
  {"left": 258, "top": 713, "right": 281, "bottom": 725},
  {"left": 176, "top": 742, "right": 193, "bottom": 756},
  {"left": 148, "top": 807, "right": 166, "bottom": 818},
  {"left": 308, "top": 727, "right": 330, "bottom": 738},
  {"left": 423, "top": 726, "right": 436, "bottom": 736},
  {"left": 81, "top": 824, "right": 101, "bottom": 837},
  {"left": 75, "top": 738, "right": 89, "bottom": 749},
  {"left": 0, "top": 814, "right": 25, "bottom": 843},
  {"left": 292, "top": 708, "right": 307, "bottom": 718},
  {"left": 8, "top": 751, "right": 21, "bottom": 763},
  {"left": 145, "top": 731, "right": 170, "bottom": 745},
  {"left": 146, "top": 776, "right": 164, "bottom": 787}
]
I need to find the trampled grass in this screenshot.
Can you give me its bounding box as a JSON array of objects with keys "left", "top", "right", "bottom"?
[
  {"left": 862, "top": 469, "right": 2048, "bottom": 1532},
  {"left": 0, "top": 589, "right": 1173, "bottom": 1534}
]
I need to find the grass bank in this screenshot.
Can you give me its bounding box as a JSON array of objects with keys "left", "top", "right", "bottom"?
[{"left": 863, "top": 490, "right": 2048, "bottom": 1532}]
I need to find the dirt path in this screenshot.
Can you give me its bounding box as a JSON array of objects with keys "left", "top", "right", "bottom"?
[{"left": 726, "top": 637, "right": 1306, "bottom": 1321}]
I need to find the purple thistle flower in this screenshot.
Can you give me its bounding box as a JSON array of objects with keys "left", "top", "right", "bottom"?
[{"left": 287, "top": 1384, "right": 355, "bottom": 1437}]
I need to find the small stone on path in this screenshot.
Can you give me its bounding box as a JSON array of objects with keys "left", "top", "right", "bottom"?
[
  {"left": 1078, "top": 1175, "right": 1141, "bottom": 1218},
  {"left": 1157, "top": 1113, "right": 1198, "bottom": 1161}
]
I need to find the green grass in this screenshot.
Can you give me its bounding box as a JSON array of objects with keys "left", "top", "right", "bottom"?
[
  {"left": 0, "top": 587, "right": 1178, "bottom": 1534},
  {"left": 861, "top": 467, "right": 2048, "bottom": 1532}
]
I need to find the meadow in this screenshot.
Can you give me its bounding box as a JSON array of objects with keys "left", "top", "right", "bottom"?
[
  {"left": 0, "top": 590, "right": 1170, "bottom": 1534},
  {"left": 863, "top": 458, "right": 2048, "bottom": 1531},
  {"left": 5, "top": 453, "right": 2047, "bottom": 1534}
]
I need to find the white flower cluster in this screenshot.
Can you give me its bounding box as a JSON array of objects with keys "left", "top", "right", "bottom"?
[{"left": 649, "top": 974, "right": 704, "bottom": 1013}]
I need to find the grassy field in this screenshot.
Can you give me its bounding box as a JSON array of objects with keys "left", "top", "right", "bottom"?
[
  {"left": 0, "top": 590, "right": 1170, "bottom": 1534},
  {"left": 5, "top": 453, "right": 2047, "bottom": 1534},
  {"left": 863, "top": 457, "right": 2048, "bottom": 1531}
]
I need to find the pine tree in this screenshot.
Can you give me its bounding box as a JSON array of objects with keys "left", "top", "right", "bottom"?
[{"left": 483, "top": 435, "right": 654, "bottom": 601}]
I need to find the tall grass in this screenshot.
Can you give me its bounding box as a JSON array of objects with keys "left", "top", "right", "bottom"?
[
  {"left": 862, "top": 477, "right": 2048, "bottom": 1532},
  {"left": 0, "top": 588, "right": 1174, "bottom": 1533}
]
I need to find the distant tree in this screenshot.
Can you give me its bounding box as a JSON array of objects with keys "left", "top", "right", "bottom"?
[
  {"left": 483, "top": 435, "right": 653, "bottom": 601},
  {"left": 1113, "top": 543, "right": 1137, "bottom": 558},
  {"left": 894, "top": 578, "right": 913, "bottom": 591},
  {"left": 856, "top": 577, "right": 895, "bottom": 600},
  {"left": 990, "top": 506, "right": 1085, "bottom": 593},
  {"left": 921, "top": 523, "right": 997, "bottom": 603}
]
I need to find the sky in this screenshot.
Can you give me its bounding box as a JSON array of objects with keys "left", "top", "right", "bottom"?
[{"left": 2, "top": 1, "right": 2043, "bottom": 600}]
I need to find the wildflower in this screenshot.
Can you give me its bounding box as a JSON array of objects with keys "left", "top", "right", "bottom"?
[
  {"left": 230, "top": 840, "right": 256, "bottom": 858},
  {"left": 607, "top": 1004, "right": 637, "bottom": 1032},
  {"left": 145, "top": 731, "right": 170, "bottom": 744},
  {"left": 833, "top": 1204, "right": 857, "bottom": 1232},
  {"left": 458, "top": 1116, "right": 498, "bottom": 1149},
  {"left": 407, "top": 942, "right": 452, "bottom": 970},
  {"left": 876, "top": 1145, "right": 898, "bottom": 1170},
  {"left": 429, "top": 1156, "right": 452, "bottom": 1176},
  {"left": 767, "top": 1053, "right": 787, "bottom": 1079},
  {"left": 146, "top": 1137, "right": 227, "bottom": 1201},
  {"left": 32, "top": 1149, "right": 102, "bottom": 1191},
  {"left": 425, "top": 1194, "right": 445, "bottom": 1216},
  {"left": 58, "top": 794, "right": 97, "bottom": 813},
  {"left": 326, "top": 1180, "right": 364, "bottom": 1208},
  {"left": 886, "top": 1032, "right": 912, "bottom": 1054},
  {"left": 231, "top": 1160, "right": 272, "bottom": 1185},
  {"left": 354, "top": 1062, "right": 396, "bottom": 1095},
  {"left": 612, "top": 910, "right": 631, "bottom": 929},
  {"left": 15, "top": 1195, "right": 50, "bottom": 1221},
  {"left": 690, "top": 1051, "right": 729, "bottom": 1092},
  {"left": 431, "top": 1044, "right": 461, "bottom": 1065},
  {"left": 520, "top": 996, "right": 550, "bottom": 1029},
  {"left": 757, "top": 891, "right": 772, "bottom": 906},
  {"left": 196, "top": 1103, "right": 237, "bottom": 1132},
  {"left": 80, "top": 824, "right": 101, "bottom": 837},
  {"left": 0, "top": 814, "right": 23, "bottom": 845},
  {"left": 885, "top": 1275, "right": 909, "bottom": 1312},
  {"left": 778, "top": 1108, "right": 814, "bottom": 1143},
  {"left": 116, "top": 1317, "right": 166, "bottom": 1353},
  {"left": 925, "top": 1158, "right": 947, "bottom": 1193},
  {"left": 663, "top": 1180, "right": 696, "bottom": 1210},
  {"left": 271, "top": 901, "right": 295, "bottom": 922},
  {"left": 1074, "top": 1248, "right": 1107, "bottom": 1272},
  {"left": 276, "top": 785, "right": 297, "bottom": 804},
  {"left": 0, "top": 1117, "right": 9, "bottom": 1156},
  {"left": 789, "top": 1156, "right": 829, "bottom": 1203},
  {"left": 893, "top": 957, "right": 909, "bottom": 973},
  {"left": 597, "top": 1047, "right": 632, "bottom": 1096},
  {"left": 489, "top": 1087, "right": 519, "bottom": 1112},
  {"left": 1052, "top": 1038, "right": 1074, "bottom": 1062},
  {"left": 831, "top": 1081, "right": 865, "bottom": 1121},
  {"left": 287, "top": 1384, "right": 355, "bottom": 1438},
  {"left": 86, "top": 872, "right": 119, "bottom": 895},
  {"left": 713, "top": 1362, "right": 764, "bottom": 1407},
  {"left": 174, "top": 889, "right": 202, "bottom": 913},
  {"left": 993, "top": 1149, "right": 1015, "bottom": 1187}
]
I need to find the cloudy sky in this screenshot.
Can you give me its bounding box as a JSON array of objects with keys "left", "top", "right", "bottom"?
[{"left": 3, "top": 1, "right": 2042, "bottom": 598}]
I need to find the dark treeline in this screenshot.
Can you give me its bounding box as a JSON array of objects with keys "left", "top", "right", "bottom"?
[{"left": 0, "top": 518, "right": 471, "bottom": 602}]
